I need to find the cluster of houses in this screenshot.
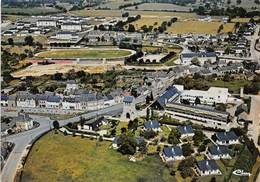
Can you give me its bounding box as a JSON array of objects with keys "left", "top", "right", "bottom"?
[
  {"left": 0, "top": 80, "right": 123, "bottom": 112},
  {"left": 77, "top": 112, "right": 239, "bottom": 177},
  {"left": 146, "top": 121, "right": 238, "bottom": 176}
]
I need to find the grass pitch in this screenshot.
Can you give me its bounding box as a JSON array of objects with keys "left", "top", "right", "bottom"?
[{"left": 36, "top": 49, "right": 132, "bottom": 59}]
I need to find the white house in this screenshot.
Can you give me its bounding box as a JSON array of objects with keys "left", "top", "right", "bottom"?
[
  {"left": 64, "top": 80, "right": 79, "bottom": 95},
  {"left": 36, "top": 19, "right": 57, "bottom": 27},
  {"left": 177, "top": 85, "right": 230, "bottom": 105},
  {"left": 45, "top": 96, "right": 62, "bottom": 109},
  {"left": 61, "top": 23, "right": 82, "bottom": 31},
  {"left": 51, "top": 31, "right": 79, "bottom": 40},
  {"left": 215, "top": 131, "right": 239, "bottom": 145},
  {"left": 1, "top": 95, "right": 8, "bottom": 107},
  {"left": 161, "top": 146, "right": 185, "bottom": 162},
  {"left": 14, "top": 112, "right": 34, "bottom": 131},
  {"left": 177, "top": 125, "right": 194, "bottom": 138},
  {"left": 208, "top": 145, "right": 231, "bottom": 160},
  {"left": 16, "top": 94, "right": 36, "bottom": 108},
  {"left": 80, "top": 116, "right": 107, "bottom": 131},
  {"left": 196, "top": 160, "right": 222, "bottom": 176},
  {"left": 143, "top": 120, "right": 161, "bottom": 132},
  {"left": 62, "top": 97, "right": 81, "bottom": 110},
  {"left": 180, "top": 52, "right": 217, "bottom": 65}
]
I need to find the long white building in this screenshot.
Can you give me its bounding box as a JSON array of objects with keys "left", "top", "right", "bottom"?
[{"left": 175, "top": 85, "right": 229, "bottom": 105}]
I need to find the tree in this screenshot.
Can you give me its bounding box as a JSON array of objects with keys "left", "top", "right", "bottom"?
[
  {"left": 24, "top": 36, "right": 34, "bottom": 46},
  {"left": 236, "top": 0, "right": 241, "bottom": 4},
  {"left": 191, "top": 57, "right": 200, "bottom": 66},
  {"left": 182, "top": 143, "right": 193, "bottom": 156},
  {"left": 8, "top": 38, "right": 14, "bottom": 46},
  {"left": 146, "top": 108, "right": 150, "bottom": 120},
  {"left": 168, "top": 128, "right": 181, "bottom": 145},
  {"left": 141, "top": 130, "right": 157, "bottom": 139},
  {"left": 138, "top": 140, "right": 147, "bottom": 154},
  {"left": 53, "top": 120, "right": 60, "bottom": 133},
  {"left": 218, "top": 24, "right": 224, "bottom": 33},
  {"left": 178, "top": 157, "right": 196, "bottom": 178},
  {"left": 193, "top": 130, "right": 205, "bottom": 146},
  {"left": 128, "top": 119, "right": 139, "bottom": 131},
  {"left": 227, "top": 0, "right": 231, "bottom": 4},
  {"left": 128, "top": 24, "right": 135, "bottom": 32},
  {"left": 79, "top": 117, "right": 85, "bottom": 128},
  {"left": 117, "top": 134, "right": 137, "bottom": 155},
  {"left": 195, "top": 97, "right": 201, "bottom": 105}
]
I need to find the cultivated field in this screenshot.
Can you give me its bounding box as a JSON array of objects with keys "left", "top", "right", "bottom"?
[
  {"left": 11, "top": 63, "right": 112, "bottom": 77},
  {"left": 2, "top": 7, "right": 62, "bottom": 15},
  {"left": 167, "top": 21, "right": 235, "bottom": 34},
  {"left": 36, "top": 49, "right": 133, "bottom": 59},
  {"left": 132, "top": 16, "right": 172, "bottom": 29},
  {"left": 127, "top": 3, "right": 191, "bottom": 12},
  {"left": 21, "top": 131, "right": 175, "bottom": 182},
  {"left": 97, "top": 0, "right": 142, "bottom": 9},
  {"left": 71, "top": 9, "right": 197, "bottom": 19}
]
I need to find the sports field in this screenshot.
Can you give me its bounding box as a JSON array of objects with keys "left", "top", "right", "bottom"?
[
  {"left": 36, "top": 49, "right": 133, "bottom": 59},
  {"left": 21, "top": 131, "right": 174, "bottom": 182}
]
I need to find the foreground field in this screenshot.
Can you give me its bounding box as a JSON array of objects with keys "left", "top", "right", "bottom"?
[
  {"left": 36, "top": 49, "right": 133, "bottom": 59},
  {"left": 21, "top": 131, "right": 174, "bottom": 182},
  {"left": 167, "top": 21, "right": 235, "bottom": 34}
]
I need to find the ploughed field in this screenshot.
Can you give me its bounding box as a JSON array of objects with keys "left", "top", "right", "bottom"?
[{"left": 36, "top": 49, "right": 133, "bottom": 59}]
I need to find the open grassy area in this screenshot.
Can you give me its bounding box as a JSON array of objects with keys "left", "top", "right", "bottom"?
[
  {"left": 21, "top": 131, "right": 175, "bottom": 182},
  {"left": 36, "top": 49, "right": 132, "bottom": 59},
  {"left": 167, "top": 21, "right": 235, "bottom": 34},
  {"left": 208, "top": 80, "right": 250, "bottom": 94},
  {"left": 2, "top": 7, "right": 62, "bottom": 15}
]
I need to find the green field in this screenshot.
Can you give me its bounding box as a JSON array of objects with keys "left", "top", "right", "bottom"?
[
  {"left": 21, "top": 131, "right": 175, "bottom": 182},
  {"left": 2, "top": 7, "right": 62, "bottom": 15},
  {"left": 36, "top": 49, "right": 132, "bottom": 59}
]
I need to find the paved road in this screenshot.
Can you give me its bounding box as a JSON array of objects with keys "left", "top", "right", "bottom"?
[
  {"left": 248, "top": 95, "right": 260, "bottom": 150},
  {"left": 0, "top": 104, "right": 123, "bottom": 182},
  {"left": 249, "top": 25, "right": 260, "bottom": 63}
]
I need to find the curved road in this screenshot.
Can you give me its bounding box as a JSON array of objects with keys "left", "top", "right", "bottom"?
[{"left": 0, "top": 104, "right": 123, "bottom": 182}]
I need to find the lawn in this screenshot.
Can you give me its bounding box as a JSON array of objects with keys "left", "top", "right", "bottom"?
[
  {"left": 208, "top": 80, "right": 250, "bottom": 94},
  {"left": 36, "top": 49, "right": 132, "bottom": 59},
  {"left": 167, "top": 21, "right": 235, "bottom": 34},
  {"left": 21, "top": 131, "right": 175, "bottom": 182}
]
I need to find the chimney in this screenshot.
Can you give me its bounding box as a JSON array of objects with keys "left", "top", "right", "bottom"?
[{"left": 206, "top": 160, "right": 209, "bottom": 166}]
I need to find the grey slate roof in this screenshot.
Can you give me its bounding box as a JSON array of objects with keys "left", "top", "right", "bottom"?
[
  {"left": 197, "top": 160, "right": 219, "bottom": 171},
  {"left": 47, "top": 95, "right": 62, "bottom": 102},
  {"left": 177, "top": 125, "right": 194, "bottom": 135},
  {"left": 208, "top": 145, "right": 229, "bottom": 156},
  {"left": 182, "top": 52, "right": 216, "bottom": 58},
  {"left": 216, "top": 131, "right": 238, "bottom": 142},
  {"left": 163, "top": 146, "right": 183, "bottom": 157},
  {"left": 123, "top": 96, "right": 134, "bottom": 103},
  {"left": 156, "top": 86, "right": 179, "bottom": 106},
  {"left": 144, "top": 120, "right": 160, "bottom": 129}
]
